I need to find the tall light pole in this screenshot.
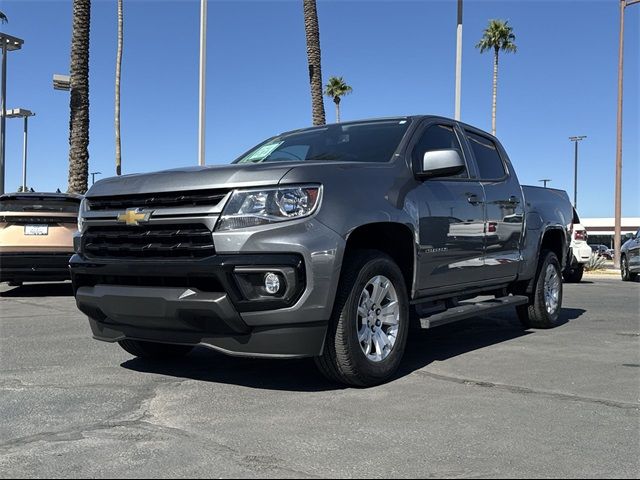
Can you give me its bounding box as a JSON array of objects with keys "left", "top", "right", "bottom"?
[
  {"left": 454, "top": 0, "right": 463, "bottom": 120},
  {"left": 0, "top": 33, "right": 24, "bottom": 195},
  {"left": 6, "top": 109, "right": 35, "bottom": 192},
  {"left": 539, "top": 179, "right": 552, "bottom": 188},
  {"left": 614, "top": 0, "right": 640, "bottom": 269},
  {"left": 569, "top": 136, "right": 586, "bottom": 210},
  {"left": 90, "top": 171, "right": 101, "bottom": 185},
  {"left": 198, "top": 0, "right": 208, "bottom": 166}
]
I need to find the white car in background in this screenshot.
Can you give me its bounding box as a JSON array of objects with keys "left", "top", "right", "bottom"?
[{"left": 563, "top": 209, "right": 592, "bottom": 283}]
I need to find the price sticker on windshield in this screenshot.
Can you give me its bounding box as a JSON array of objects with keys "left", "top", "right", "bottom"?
[{"left": 24, "top": 225, "right": 49, "bottom": 236}]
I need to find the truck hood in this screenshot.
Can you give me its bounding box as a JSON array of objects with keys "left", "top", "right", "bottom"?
[{"left": 86, "top": 162, "right": 298, "bottom": 198}]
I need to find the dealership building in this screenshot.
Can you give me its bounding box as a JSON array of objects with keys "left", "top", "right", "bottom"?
[{"left": 581, "top": 217, "right": 640, "bottom": 247}]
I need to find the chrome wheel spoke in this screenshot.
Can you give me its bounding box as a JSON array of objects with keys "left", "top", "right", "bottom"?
[
  {"left": 355, "top": 274, "right": 400, "bottom": 363},
  {"left": 380, "top": 301, "right": 399, "bottom": 325}
]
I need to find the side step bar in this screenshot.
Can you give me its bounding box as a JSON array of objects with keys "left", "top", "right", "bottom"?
[{"left": 420, "top": 295, "right": 529, "bottom": 329}]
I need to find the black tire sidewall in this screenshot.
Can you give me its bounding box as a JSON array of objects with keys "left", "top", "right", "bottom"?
[
  {"left": 533, "top": 251, "right": 563, "bottom": 327},
  {"left": 621, "top": 256, "right": 630, "bottom": 281},
  {"left": 341, "top": 254, "right": 409, "bottom": 383}
]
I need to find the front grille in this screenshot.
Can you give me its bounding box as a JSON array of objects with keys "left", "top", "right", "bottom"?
[
  {"left": 88, "top": 189, "right": 230, "bottom": 211},
  {"left": 83, "top": 224, "right": 215, "bottom": 259}
]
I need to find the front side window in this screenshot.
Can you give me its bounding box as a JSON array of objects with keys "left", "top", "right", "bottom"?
[
  {"left": 412, "top": 124, "right": 467, "bottom": 178},
  {"left": 235, "top": 119, "right": 411, "bottom": 164},
  {"left": 466, "top": 131, "right": 506, "bottom": 180}
]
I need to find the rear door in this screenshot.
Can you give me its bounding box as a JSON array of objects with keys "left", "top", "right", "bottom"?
[
  {"left": 410, "top": 120, "right": 487, "bottom": 293},
  {"left": 463, "top": 129, "right": 525, "bottom": 281}
]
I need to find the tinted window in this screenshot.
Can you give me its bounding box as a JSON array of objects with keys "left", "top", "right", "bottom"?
[
  {"left": 572, "top": 209, "right": 581, "bottom": 224},
  {"left": 466, "top": 131, "right": 506, "bottom": 179},
  {"left": 412, "top": 125, "right": 467, "bottom": 178},
  {"left": 0, "top": 197, "right": 80, "bottom": 213},
  {"left": 235, "top": 120, "right": 411, "bottom": 164}
]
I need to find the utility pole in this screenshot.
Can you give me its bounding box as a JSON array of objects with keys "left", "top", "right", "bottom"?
[
  {"left": 569, "top": 136, "right": 586, "bottom": 210},
  {"left": 614, "top": 0, "right": 640, "bottom": 269},
  {"left": 198, "top": 0, "right": 207, "bottom": 166},
  {"left": 454, "top": 0, "right": 463, "bottom": 120},
  {"left": 539, "top": 179, "right": 552, "bottom": 188},
  {"left": 0, "top": 34, "right": 24, "bottom": 195}
]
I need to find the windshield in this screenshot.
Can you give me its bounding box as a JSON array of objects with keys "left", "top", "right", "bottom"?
[
  {"left": 234, "top": 119, "right": 411, "bottom": 164},
  {"left": 0, "top": 197, "right": 80, "bottom": 213}
]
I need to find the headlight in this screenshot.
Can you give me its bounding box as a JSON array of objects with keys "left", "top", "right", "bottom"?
[
  {"left": 77, "top": 197, "right": 88, "bottom": 232},
  {"left": 216, "top": 185, "right": 321, "bottom": 231}
]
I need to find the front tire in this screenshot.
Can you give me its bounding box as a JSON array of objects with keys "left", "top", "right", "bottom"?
[
  {"left": 315, "top": 250, "right": 409, "bottom": 387},
  {"left": 563, "top": 264, "right": 584, "bottom": 283},
  {"left": 517, "top": 250, "right": 563, "bottom": 329},
  {"left": 118, "top": 339, "right": 193, "bottom": 359}
]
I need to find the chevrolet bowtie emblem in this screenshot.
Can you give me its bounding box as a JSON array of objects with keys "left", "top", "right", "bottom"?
[{"left": 117, "top": 208, "right": 151, "bottom": 226}]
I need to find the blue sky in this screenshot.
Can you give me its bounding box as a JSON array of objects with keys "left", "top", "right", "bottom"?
[{"left": 0, "top": 0, "right": 638, "bottom": 217}]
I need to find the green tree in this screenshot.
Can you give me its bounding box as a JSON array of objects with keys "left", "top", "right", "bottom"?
[
  {"left": 302, "top": 0, "right": 325, "bottom": 126},
  {"left": 67, "top": 0, "right": 91, "bottom": 194},
  {"left": 476, "top": 19, "right": 517, "bottom": 136},
  {"left": 324, "top": 76, "right": 353, "bottom": 123},
  {"left": 115, "top": 0, "right": 123, "bottom": 176}
]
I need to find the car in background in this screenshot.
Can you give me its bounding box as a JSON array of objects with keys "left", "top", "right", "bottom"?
[
  {"left": 590, "top": 244, "right": 613, "bottom": 260},
  {"left": 621, "top": 229, "right": 640, "bottom": 281},
  {"left": 0, "top": 192, "right": 81, "bottom": 286},
  {"left": 563, "top": 209, "right": 591, "bottom": 283}
]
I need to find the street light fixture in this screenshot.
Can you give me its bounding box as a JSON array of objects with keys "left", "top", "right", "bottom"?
[
  {"left": 90, "top": 171, "right": 102, "bottom": 185},
  {"left": 539, "top": 179, "right": 552, "bottom": 188},
  {"left": 0, "top": 32, "right": 24, "bottom": 195},
  {"left": 614, "top": 0, "right": 640, "bottom": 268},
  {"left": 569, "top": 136, "right": 586, "bottom": 210},
  {"left": 53, "top": 74, "right": 71, "bottom": 91},
  {"left": 5, "top": 108, "right": 35, "bottom": 192}
]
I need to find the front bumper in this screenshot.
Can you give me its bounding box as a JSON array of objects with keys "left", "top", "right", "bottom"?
[
  {"left": 70, "top": 252, "right": 333, "bottom": 358},
  {"left": 0, "top": 252, "right": 73, "bottom": 282}
]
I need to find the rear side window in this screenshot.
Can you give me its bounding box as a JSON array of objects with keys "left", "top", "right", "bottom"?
[
  {"left": 412, "top": 124, "right": 467, "bottom": 178},
  {"left": 572, "top": 209, "right": 581, "bottom": 224},
  {"left": 0, "top": 197, "right": 80, "bottom": 213},
  {"left": 466, "top": 131, "right": 506, "bottom": 180}
]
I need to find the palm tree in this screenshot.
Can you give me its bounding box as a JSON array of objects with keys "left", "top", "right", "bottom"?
[
  {"left": 324, "top": 76, "right": 352, "bottom": 123},
  {"left": 67, "top": 0, "right": 91, "bottom": 194},
  {"left": 302, "top": 0, "right": 325, "bottom": 126},
  {"left": 115, "top": 0, "right": 123, "bottom": 176},
  {"left": 476, "top": 19, "right": 517, "bottom": 136}
]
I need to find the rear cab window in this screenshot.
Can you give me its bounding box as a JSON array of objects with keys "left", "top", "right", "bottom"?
[
  {"left": 465, "top": 131, "right": 506, "bottom": 180},
  {"left": 0, "top": 196, "right": 81, "bottom": 214}
]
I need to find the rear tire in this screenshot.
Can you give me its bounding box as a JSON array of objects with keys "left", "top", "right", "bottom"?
[
  {"left": 118, "top": 339, "right": 193, "bottom": 359},
  {"left": 621, "top": 255, "right": 637, "bottom": 281},
  {"left": 517, "top": 250, "right": 563, "bottom": 329},
  {"left": 562, "top": 264, "right": 584, "bottom": 283},
  {"left": 315, "top": 250, "right": 409, "bottom": 387}
]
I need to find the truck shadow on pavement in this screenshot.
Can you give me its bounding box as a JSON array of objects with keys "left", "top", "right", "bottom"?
[
  {"left": 0, "top": 282, "right": 73, "bottom": 297},
  {"left": 121, "top": 307, "right": 586, "bottom": 392}
]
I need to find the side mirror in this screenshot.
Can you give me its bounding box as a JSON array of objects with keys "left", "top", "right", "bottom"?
[{"left": 418, "top": 149, "right": 465, "bottom": 178}]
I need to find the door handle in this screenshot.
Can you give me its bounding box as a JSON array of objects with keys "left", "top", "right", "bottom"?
[{"left": 467, "top": 194, "right": 481, "bottom": 205}]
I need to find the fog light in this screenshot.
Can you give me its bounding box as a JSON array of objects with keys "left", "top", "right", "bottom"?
[{"left": 264, "top": 272, "right": 281, "bottom": 294}]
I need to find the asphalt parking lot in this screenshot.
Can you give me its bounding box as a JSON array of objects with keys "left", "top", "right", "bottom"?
[{"left": 1, "top": 276, "right": 638, "bottom": 478}]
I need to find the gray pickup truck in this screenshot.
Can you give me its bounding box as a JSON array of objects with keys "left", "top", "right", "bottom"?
[{"left": 71, "top": 116, "right": 573, "bottom": 386}]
